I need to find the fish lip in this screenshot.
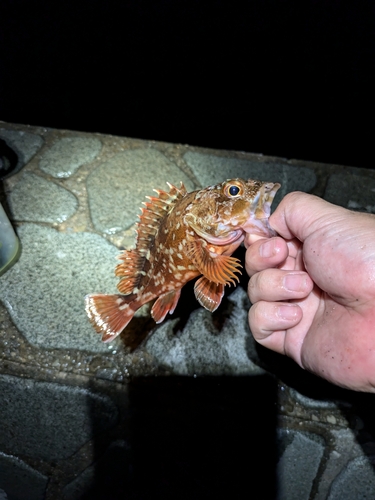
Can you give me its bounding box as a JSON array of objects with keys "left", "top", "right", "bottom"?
[
  {"left": 192, "top": 227, "right": 245, "bottom": 246},
  {"left": 241, "top": 217, "right": 278, "bottom": 238}
]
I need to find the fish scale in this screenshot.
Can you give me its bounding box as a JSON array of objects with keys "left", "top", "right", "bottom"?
[{"left": 85, "top": 178, "right": 280, "bottom": 345}]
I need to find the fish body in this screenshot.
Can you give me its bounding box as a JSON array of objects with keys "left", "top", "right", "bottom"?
[{"left": 85, "top": 178, "right": 280, "bottom": 343}]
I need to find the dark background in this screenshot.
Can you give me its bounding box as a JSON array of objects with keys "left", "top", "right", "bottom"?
[{"left": 1, "top": 0, "right": 375, "bottom": 169}]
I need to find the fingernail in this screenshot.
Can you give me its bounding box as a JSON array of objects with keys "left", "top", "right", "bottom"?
[
  {"left": 277, "top": 304, "right": 299, "bottom": 320},
  {"left": 260, "top": 239, "right": 276, "bottom": 258},
  {"left": 283, "top": 273, "right": 307, "bottom": 292}
]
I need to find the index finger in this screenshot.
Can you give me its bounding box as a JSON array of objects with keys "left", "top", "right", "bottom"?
[{"left": 245, "top": 236, "right": 289, "bottom": 277}]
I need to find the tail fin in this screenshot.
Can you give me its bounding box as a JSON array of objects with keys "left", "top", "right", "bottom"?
[{"left": 85, "top": 293, "right": 137, "bottom": 342}]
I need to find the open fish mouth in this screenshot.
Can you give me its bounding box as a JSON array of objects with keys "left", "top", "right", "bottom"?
[
  {"left": 241, "top": 217, "right": 278, "bottom": 238},
  {"left": 189, "top": 216, "right": 278, "bottom": 245},
  {"left": 190, "top": 227, "right": 245, "bottom": 246}
]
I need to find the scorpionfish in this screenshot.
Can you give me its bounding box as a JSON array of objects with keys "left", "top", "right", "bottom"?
[{"left": 85, "top": 178, "right": 280, "bottom": 343}]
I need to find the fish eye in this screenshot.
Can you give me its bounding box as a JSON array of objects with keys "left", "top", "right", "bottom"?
[
  {"left": 229, "top": 185, "right": 240, "bottom": 196},
  {"left": 224, "top": 182, "right": 243, "bottom": 197}
]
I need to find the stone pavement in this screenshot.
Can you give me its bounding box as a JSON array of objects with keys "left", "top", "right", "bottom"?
[{"left": 0, "top": 121, "right": 375, "bottom": 499}]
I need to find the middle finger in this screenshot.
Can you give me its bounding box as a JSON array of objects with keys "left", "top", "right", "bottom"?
[{"left": 248, "top": 268, "right": 313, "bottom": 304}]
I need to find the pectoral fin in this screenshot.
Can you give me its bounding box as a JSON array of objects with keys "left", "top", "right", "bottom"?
[
  {"left": 194, "top": 277, "right": 224, "bottom": 312},
  {"left": 186, "top": 238, "right": 242, "bottom": 285}
]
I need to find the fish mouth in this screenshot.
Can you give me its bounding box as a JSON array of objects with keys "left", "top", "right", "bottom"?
[
  {"left": 192, "top": 216, "right": 277, "bottom": 244},
  {"left": 192, "top": 227, "right": 245, "bottom": 246},
  {"left": 241, "top": 217, "right": 278, "bottom": 238}
]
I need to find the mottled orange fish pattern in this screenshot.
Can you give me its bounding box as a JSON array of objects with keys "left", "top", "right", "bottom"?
[{"left": 85, "top": 178, "right": 280, "bottom": 343}]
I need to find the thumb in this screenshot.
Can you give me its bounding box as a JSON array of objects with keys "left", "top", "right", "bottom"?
[{"left": 269, "top": 192, "right": 348, "bottom": 242}]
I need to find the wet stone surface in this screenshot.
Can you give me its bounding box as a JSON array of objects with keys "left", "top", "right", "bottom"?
[
  {"left": 183, "top": 150, "right": 317, "bottom": 204},
  {"left": 328, "top": 455, "right": 375, "bottom": 499},
  {"left": 39, "top": 136, "right": 102, "bottom": 178},
  {"left": 0, "top": 453, "right": 48, "bottom": 500},
  {"left": 86, "top": 148, "right": 196, "bottom": 233},
  {"left": 146, "top": 287, "right": 264, "bottom": 376},
  {"left": 324, "top": 171, "right": 375, "bottom": 213},
  {"left": 0, "top": 224, "right": 118, "bottom": 351},
  {"left": 277, "top": 430, "right": 325, "bottom": 500},
  {"left": 0, "top": 373, "right": 118, "bottom": 461},
  {"left": 0, "top": 128, "right": 44, "bottom": 178},
  {"left": 62, "top": 440, "right": 131, "bottom": 500},
  {"left": 0, "top": 121, "right": 375, "bottom": 499},
  {"left": 8, "top": 172, "right": 78, "bottom": 223}
]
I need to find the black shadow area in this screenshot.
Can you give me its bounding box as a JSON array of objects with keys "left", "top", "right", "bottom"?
[{"left": 128, "top": 375, "right": 278, "bottom": 500}]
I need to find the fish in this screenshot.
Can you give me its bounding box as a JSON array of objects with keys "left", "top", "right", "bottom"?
[{"left": 85, "top": 178, "right": 280, "bottom": 343}]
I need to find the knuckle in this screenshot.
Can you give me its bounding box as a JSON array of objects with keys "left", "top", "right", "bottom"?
[
  {"left": 247, "top": 274, "right": 260, "bottom": 303},
  {"left": 249, "top": 301, "right": 265, "bottom": 326}
]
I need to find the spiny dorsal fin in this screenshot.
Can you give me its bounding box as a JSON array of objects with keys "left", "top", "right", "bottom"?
[
  {"left": 135, "top": 182, "right": 187, "bottom": 255},
  {"left": 115, "top": 182, "right": 187, "bottom": 294}
]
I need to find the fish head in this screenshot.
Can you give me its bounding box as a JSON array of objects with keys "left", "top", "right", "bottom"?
[{"left": 184, "top": 178, "right": 281, "bottom": 245}]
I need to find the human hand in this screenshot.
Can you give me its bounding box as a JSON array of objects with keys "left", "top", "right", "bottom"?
[{"left": 245, "top": 192, "right": 375, "bottom": 392}]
